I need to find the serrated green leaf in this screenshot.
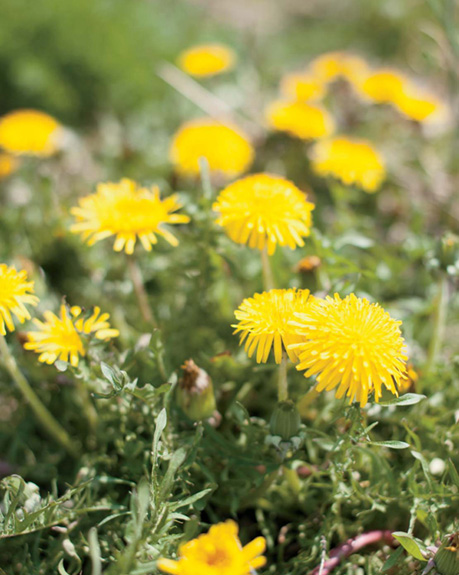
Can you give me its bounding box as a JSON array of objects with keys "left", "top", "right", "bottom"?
[
  {"left": 392, "top": 532, "right": 427, "bottom": 561},
  {"left": 379, "top": 394, "right": 426, "bottom": 407},
  {"left": 381, "top": 545, "right": 404, "bottom": 572}
]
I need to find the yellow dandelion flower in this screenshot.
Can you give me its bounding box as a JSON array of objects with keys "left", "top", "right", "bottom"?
[
  {"left": 70, "top": 178, "right": 190, "bottom": 255},
  {"left": 213, "top": 173, "right": 314, "bottom": 255},
  {"left": 0, "top": 109, "right": 62, "bottom": 157},
  {"left": 394, "top": 86, "right": 446, "bottom": 123},
  {"left": 157, "top": 520, "right": 266, "bottom": 575},
  {"left": 24, "top": 304, "right": 119, "bottom": 367},
  {"left": 280, "top": 72, "right": 326, "bottom": 102},
  {"left": 178, "top": 43, "right": 236, "bottom": 77},
  {"left": 291, "top": 293, "right": 407, "bottom": 407},
  {"left": 0, "top": 153, "right": 19, "bottom": 179},
  {"left": 170, "top": 118, "right": 254, "bottom": 178},
  {"left": 0, "top": 264, "right": 39, "bottom": 335},
  {"left": 233, "top": 289, "right": 312, "bottom": 364},
  {"left": 356, "top": 69, "right": 407, "bottom": 104},
  {"left": 309, "top": 51, "right": 369, "bottom": 85},
  {"left": 266, "top": 100, "right": 335, "bottom": 140},
  {"left": 310, "top": 136, "right": 385, "bottom": 193}
]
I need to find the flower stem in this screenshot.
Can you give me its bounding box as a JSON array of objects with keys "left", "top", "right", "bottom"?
[
  {"left": 426, "top": 273, "right": 448, "bottom": 374},
  {"left": 199, "top": 157, "right": 213, "bottom": 202},
  {"left": 0, "top": 335, "right": 78, "bottom": 457},
  {"left": 278, "top": 350, "right": 289, "bottom": 402},
  {"left": 127, "top": 256, "right": 157, "bottom": 328},
  {"left": 261, "top": 247, "right": 275, "bottom": 291}
]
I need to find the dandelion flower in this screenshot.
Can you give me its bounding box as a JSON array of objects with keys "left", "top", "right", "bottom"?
[
  {"left": 213, "top": 173, "right": 314, "bottom": 255},
  {"left": 233, "top": 289, "right": 312, "bottom": 364},
  {"left": 266, "top": 100, "right": 334, "bottom": 140},
  {"left": 157, "top": 520, "right": 266, "bottom": 575},
  {"left": 0, "top": 153, "right": 19, "bottom": 179},
  {"left": 70, "top": 178, "right": 190, "bottom": 255},
  {"left": 280, "top": 72, "right": 326, "bottom": 102},
  {"left": 309, "top": 52, "right": 369, "bottom": 85},
  {"left": 394, "top": 86, "right": 446, "bottom": 123},
  {"left": 178, "top": 43, "right": 236, "bottom": 77},
  {"left": 24, "top": 305, "right": 119, "bottom": 367},
  {"left": 310, "top": 136, "right": 385, "bottom": 193},
  {"left": 291, "top": 293, "right": 407, "bottom": 407},
  {"left": 0, "top": 110, "right": 62, "bottom": 157},
  {"left": 0, "top": 264, "right": 39, "bottom": 335},
  {"left": 170, "top": 118, "right": 254, "bottom": 178},
  {"left": 356, "top": 69, "right": 407, "bottom": 104}
]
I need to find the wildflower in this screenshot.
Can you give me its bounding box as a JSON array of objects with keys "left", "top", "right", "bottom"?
[
  {"left": 310, "top": 136, "right": 385, "bottom": 193},
  {"left": 233, "top": 288, "right": 312, "bottom": 364},
  {"left": 177, "top": 43, "right": 236, "bottom": 77},
  {"left": 0, "top": 153, "right": 19, "bottom": 179},
  {"left": 0, "top": 109, "right": 62, "bottom": 157},
  {"left": 157, "top": 520, "right": 266, "bottom": 575},
  {"left": 394, "top": 87, "right": 446, "bottom": 123},
  {"left": 213, "top": 173, "right": 314, "bottom": 254},
  {"left": 170, "top": 118, "right": 254, "bottom": 178},
  {"left": 356, "top": 69, "right": 407, "bottom": 104},
  {"left": 280, "top": 72, "right": 326, "bottom": 102},
  {"left": 0, "top": 264, "right": 39, "bottom": 335},
  {"left": 309, "top": 51, "right": 369, "bottom": 85},
  {"left": 70, "top": 178, "right": 190, "bottom": 254},
  {"left": 291, "top": 293, "right": 407, "bottom": 407},
  {"left": 24, "top": 305, "right": 119, "bottom": 367},
  {"left": 176, "top": 359, "right": 217, "bottom": 421},
  {"left": 266, "top": 100, "right": 334, "bottom": 140}
]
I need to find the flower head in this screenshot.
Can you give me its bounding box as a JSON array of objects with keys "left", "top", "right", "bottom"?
[
  {"left": 213, "top": 173, "right": 314, "bottom": 255},
  {"left": 170, "top": 118, "right": 254, "bottom": 178},
  {"left": 24, "top": 305, "right": 119, "bottom": 367},
  {"left": 394, "top": 87, "right": 446, "bottom": 123},
  {"left": 178, "top": 44, "right": 236, "bottom": 77},
  {"left": 291, "top": 293, "right": 407, "bottom": 407},
  {"left": 309, "top": 52, "right": 369, "bottom": 85},
  {"left": 233, "top": 289, "right": 312, "bottom": 364},
  {"left": 157, "top": 520, "right": 266, "bottom": 575},
  {"left": 356, "top": 69, "right": 407, "bottom": 104},
  {"left": 70, "top": 178, "right": 190, "bottom": 254},
  {"left": 266, "top": 100, "right": 334, "bottom": 140},
  {"left": 0, "top": 110, "right": 62, "bottom": 157},
  {"left": 0, "top": 264, "right": 39, "bottom": 335},
  {"left": 310, "top": 136, "right": 385, "bottom": 192},
  {"left": 0, "top": 153, "right": 19, "bottom": 179},
  {"left": 280, "top": 72, "right": 326, "bottom": 102}
]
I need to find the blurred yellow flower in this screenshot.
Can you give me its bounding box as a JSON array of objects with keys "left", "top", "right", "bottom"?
[
  {"left": 0, "top": 264, "right": 38, "bottom": 335},
  {"left": 233, "top": 288, "right": 312, "bottom": 364},
  {"left": 280, "top": 72, "right": 326, "bottom": 102},
  {"left": 395, "top": 87, "right": 446, "bottom": 123},
  {"left": 398, "top": 363, "right": 418, "bottom": 394},
  {"left": 291, "top": 293, "right": 407, "bottom": 407},
  {"left": 24, "top": 304, "right": 119, "bottom": 367},
  {"left": 70, "top": 178, "right": 190, "bottom": 255},
  {"left": 266, "top": 100, "right": 334, "bottom": 140},
  {"left": 213, "top": 173, "right": 314, "bottom": 254},
  {"left": 310, "top": 136, "right": 385, "bottom": 192},
  {"left": 177, "top": 43, "right": 236, "bottom": 77},
  {"left": 309, "top": 51, "right": 369, "bottom": 84},
  {"left": 170, "top": 118, "right": 254, "bottom": 178},
  {"left": 157, "top": 520, "right": 266, "bottom": 575},
  {"left": 356, "top": 69, "right": 407, "bottom": 104},
  {"left": 0, "top": 153, "right": 19, "bottom": 179},
  {"left": 0, "top": 109, "right": 62, "bottom": 157}
]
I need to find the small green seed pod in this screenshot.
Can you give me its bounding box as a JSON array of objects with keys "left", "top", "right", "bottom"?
[
  {"left": 176, "top": 359, "right": 216, "bottom": 421},
  {"left": 434, "top": 533, "right": 459, "bottom": 575},
  {"left": 270, "top": 400, "right": 301, "bottom": 440}
]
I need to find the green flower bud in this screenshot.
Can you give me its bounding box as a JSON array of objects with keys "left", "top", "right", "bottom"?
[
  {"left": 435, "top": 233, "right": 459, "bottom": 274},
  {"left": 434, "top": 533, "right": 459, "bottom": 575},
  {"left": 176, "top": 359, "right": 216, "bottom": 421},
  {"left": 270, "top": 400, "right": 301, "bottom": 440}
]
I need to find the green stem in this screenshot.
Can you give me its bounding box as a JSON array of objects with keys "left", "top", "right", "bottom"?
[
  {"left": 426, "top": 273, "right": 449, "bottom": 374},
  {"left": 0, "top": 335, "right": 78, "bottom": 457},
  {"left": 199, "top": 156, "right": 213, "bottom": 202},
  {"left": 261, "top": 247, "right": 275, "bottom": 291},
  {"left": 278, "top": 350, "right": 289, "bottom": 402},
  {"left": 78, "top": 378, "right": 98, "bottom": 436},
  {"left": 126, "top": 256, "right": 157, "bottom": 328}
]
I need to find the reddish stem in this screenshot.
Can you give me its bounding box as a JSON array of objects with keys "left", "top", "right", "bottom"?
[{"left": 310, "top": 530, "right": 395, "bottom": 575}]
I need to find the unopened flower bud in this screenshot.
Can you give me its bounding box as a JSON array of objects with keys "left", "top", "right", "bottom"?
[
  {"left": 435, "top": 233, "right": 459, "bottom": 274},
  {"left": 434, "top": 533, "right": 459, "bottom": 575},
  {"left": 270, "top": 400, "right": 301, "bottom": 440},
  {"left": 176, "top": 359, "right": 216, "bottom": 421},
  {"left": 295, "top": 255, "right": 321, "bottom": 274}
]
